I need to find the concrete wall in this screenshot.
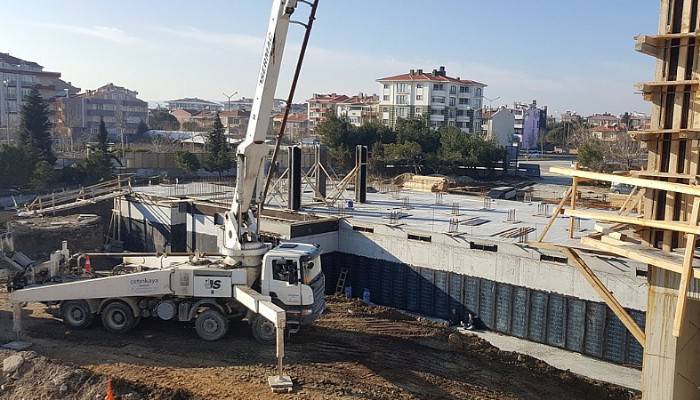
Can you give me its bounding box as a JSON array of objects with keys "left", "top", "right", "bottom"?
[{"left": 339, "top": 221, "right": 647, "bottom": 311}]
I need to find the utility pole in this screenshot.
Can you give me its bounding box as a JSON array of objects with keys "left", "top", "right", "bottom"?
[{"left": 223, "top": 91, "right": 238, "bottom": 134}]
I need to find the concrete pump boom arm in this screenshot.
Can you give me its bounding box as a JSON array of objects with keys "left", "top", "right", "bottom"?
[{"left": 222, "top": 0, "right": 298, "bottom": 257}]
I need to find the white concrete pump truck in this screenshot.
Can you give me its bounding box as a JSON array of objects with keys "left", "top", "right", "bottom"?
[{"left": 7, "top": 0, "right": 324, "bottom": 388}]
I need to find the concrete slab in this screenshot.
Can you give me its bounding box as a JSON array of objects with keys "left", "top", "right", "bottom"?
[
  {"left": 268, "top": 375, "right": 293, "bottom": 393},
  {"left": 464, "top": 329, "right": 641, "bottom": 390}
]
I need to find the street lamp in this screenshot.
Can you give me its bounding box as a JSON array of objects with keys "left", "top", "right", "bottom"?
[{"left": 223, "top": 91, "right": 238, "bottom": 134}]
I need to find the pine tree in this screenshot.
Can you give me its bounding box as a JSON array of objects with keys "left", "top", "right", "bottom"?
[
  {"left": 206, "top": 113, "right": 232, "bottom": 177},
  {"left": 19, "top": 88, "right": 55, "bottom": 165},
  {"left": 84, "top": 118, "right": 112, "bottom": 182}
]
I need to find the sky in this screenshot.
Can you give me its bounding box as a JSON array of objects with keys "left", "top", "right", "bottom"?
[{"left": 2, "top": 0, "right": 659, "bottom": 116}]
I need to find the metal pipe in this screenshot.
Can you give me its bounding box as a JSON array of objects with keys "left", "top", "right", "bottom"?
[{"left": 261, "top": 0, "right": 319, "bottom": 208}]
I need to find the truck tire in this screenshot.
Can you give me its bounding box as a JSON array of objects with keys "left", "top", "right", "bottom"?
[
  {"left": 101, "top": 301, "right": 137, "bottom": 334},
  {"left": 61, "top": 300, "right": 94, "bottom": 329},
  {"left": 251, "top": 314, "right": 276, "bottom": 345},
  {"left": 195, "top": 309, "right": 229, "bottom": 341}
]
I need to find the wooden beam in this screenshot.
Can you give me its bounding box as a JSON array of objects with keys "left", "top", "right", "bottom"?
[
  {"left": 630, "top": 128, "right": 700, "bottom": 141},
  {"left": 569, "top": 164, "right": 579, "bottom": 239},
  {"left": 635, "top": 33, "right": 700, "bottom": 57},
  {"left": 537, "top": 187, "right": 572, "bottom": 242},
  {"left": 673, "top": 198, "right": 700, "bottom": 337},
  {"left": 564, "top": 208, "right": 700, "bottom": 235},
  {"left": 618, "top": 186, "right": 639, "bottom": 215},
  {"left": 635, "top": 80, "right": 700, "bottom": 94},
  {"left": 550, "top": 167, "right": 700, "bottom": 197},
  {"left": 561, "top": 247, "right": 646, "bottom": 347},
  {"left": 580, "top": 236, "right": 700, "bottom": 280}
]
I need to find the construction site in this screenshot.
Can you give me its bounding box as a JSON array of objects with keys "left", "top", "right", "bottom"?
[{"left": 0, "top": 0, "right": 698, "bottom": 399}]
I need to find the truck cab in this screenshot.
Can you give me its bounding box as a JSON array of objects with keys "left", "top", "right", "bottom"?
[{"left": 261, "top": 243, "right": 326, "bottom": 329}]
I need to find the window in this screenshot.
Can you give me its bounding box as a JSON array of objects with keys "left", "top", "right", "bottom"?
[
  {"left": 450, "top": 85, "right": 457, "bottom": 94},
  {"left": 459, "top": 98, "right": 470, "bottom": 105},
  {"left": 416, "top": 95, "right": 423, "bottom": 101},
  {"left": 540, "top": 254, "right": 568, "bottom": 264},
  {"left": 408, "top": 233, "right": 431, "bottom": 242},
  {"left": 460, "top": 86, "right": 470, "bottom": 93},
  {"left": 397, "top": 107, "right": 408, "bottom": 118},
  {"left": 433, "top": 84, "right": 444, "bottom": 91},
  {"left": 353, "top": 225, "right": 374, "bottom": 233},
  {"left": 431, "top": 96, "right": 445, "bottom": 104},
  {"left": 397, "top": 83, "right": 408, "bottom": 93},
  {"left": 449, "top": 97, "right": 456, "bottom": 106},
  {"left": 396, "top": 95, "right": 407, "bottom": 105},
  {"left": 476, "top": 88, "right": 482, "bottom": 96},
  {"left": 457, "top": 110, "right": 464, "bottom": 116},
  {"left": 272, "top": 259, "right": 298, "bottom": 282},
  {"left": 383, "top": 84, "right": 390, "bottom": 89},
  {"left": 416, "top": 83, "right": 423, "bottom": 89},
  {"left": 470, "top": 242, "right": 497, "bottom": 252},
  {"left": 383, "top": 95, "right": 390, "bottom": 101}
]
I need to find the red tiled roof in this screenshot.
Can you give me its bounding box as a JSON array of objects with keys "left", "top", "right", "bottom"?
[
  {"left": 273, "top": 112, "right": 307, "bottom": 122},
  {"left": 307, "top": 93, "right": 350, "bottom": 104},
  {"left": 378, "top": 72, "right": 484, "bottom": 86}
]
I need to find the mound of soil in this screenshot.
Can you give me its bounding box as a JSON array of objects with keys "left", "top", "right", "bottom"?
[{"left": 0, "top": 350, "right": 192, "bottom": 400}]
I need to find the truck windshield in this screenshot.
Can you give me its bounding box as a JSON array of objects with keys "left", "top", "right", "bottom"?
[{"left": 302, "top": 255, "right": 322, "bottom": 284}]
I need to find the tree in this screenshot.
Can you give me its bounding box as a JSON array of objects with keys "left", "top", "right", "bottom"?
[
  {"left": 577, "top": 138, "right": 607, "bottom": 172},
  {"left": 205, "top": 114, "right": 232, "bottom": 177},
  {"left": 136, "top": 120, "right": 149, "bottom": 135},
  {"left": 176, "top": 151, "right": 201, "bottom": 174},
  {"left": 182, "top": 120, "right": 207, "bottom": 132},
  {"left": 19, "top": 88, "right": 55, "bottom": 165},
  {"left": 30, "top": 160, "right": 54, "bottom": 190},
  {"left": 148, "top": 110, "right": 180, "bottom": 131},
  {"left": 0, "top": 145, "right": 32, "bottom": 188},
  {"left": 382, "top": 141, "right": 423, "bottom": 174}
]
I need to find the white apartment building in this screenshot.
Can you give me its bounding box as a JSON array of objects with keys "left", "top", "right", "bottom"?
[
  {"left": 377, "top": 66, "right": 485, "bottom": 133},
  {"left": 336, "top": 93, "right": 380, "bottom": 127}
]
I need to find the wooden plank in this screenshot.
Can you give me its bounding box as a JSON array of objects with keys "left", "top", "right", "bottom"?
[
  {"left": 561, "top": 247, "right": 646, "bottom": 347},
  {"left": 550, "top": 167, "right": 700, "bottom": 197},
  {"left": 673, "top": 198, "right": 700, "bottom": 337},
  {"left": 580, "top": 235, "right": 700, "bottom": 280},
  {"left": 537, "top": 187, "right": 572, "bottom": 242},
  {"left": 564, "top": 208, "right": 700, "bottom": 235},
  {"left": 618, "top": 186, "right": 639, "bottom": 215}
]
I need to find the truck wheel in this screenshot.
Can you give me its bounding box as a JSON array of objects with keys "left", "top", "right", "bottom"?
[
  {"left": 101, "top": 301, "right": 136, "bottom": 334},
  {"left": 61, "top": 300, "right": 94, "bottom": 329},
  {"left": 251, "top": 315, "right": 276, "bottom": 345},
  {"left": 195, "top": 309, "right": 229, "bottom": 341}
]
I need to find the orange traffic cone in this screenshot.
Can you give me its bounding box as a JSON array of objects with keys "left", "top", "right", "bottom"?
[
  {"left": 85, "top": 255, "right": 92, "bottom": 274},
  {"left": 105, "top": 378, "right": 115, "bottom": 400}
]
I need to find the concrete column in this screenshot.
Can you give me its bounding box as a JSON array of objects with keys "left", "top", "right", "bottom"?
[
  {"left": 641, "top": 267, "right": 700, "bottom": 399},
  {"left": 287, "top": 146, "right": 302, "bottom": 211},
  {"left": 314, "top": 145, "right": 327, "bottom": 200},
  {"left": 355, "top": 145, "right": 367, "bottom": 204}
]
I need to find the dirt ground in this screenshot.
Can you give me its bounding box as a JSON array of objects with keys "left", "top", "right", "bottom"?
[{"left": 0, "top": 290, "right": 639, "bottom": 400}]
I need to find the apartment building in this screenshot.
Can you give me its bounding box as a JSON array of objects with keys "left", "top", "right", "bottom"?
[
  {"left": 0, "top": 52, "right": 79, "bottom": 143},
  {"left": 482, "top": 108, "right": 515, "bottom": 147},
  {"left": 509, "top": 101, "right": 547, "bottom": 149},
  {"left": 307, "top": 93, "right": 349, "bottom": 131},
  {"left": 219, "top": 109, "right": 251, "bottom": 137},
  {"left": 560, "top": 111, "right": 582, "bottom": 123},
  {"left": 272, "top": 112, "right": 308, "bottom": 142},
  {"left": 54, "top": 83, "right": 148, "bottom": 143},
  {"left": 587, "top": 113, "right": 620, "bottom": 127},
  {"left": 336, "top": 93, "right": 380, "bottom": 126},
  {"left": 166, "top": 97, "right": 223, "bottom": 112},
  {"left": 377, "top": 66, "right": 485, "bottom": 133}
]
